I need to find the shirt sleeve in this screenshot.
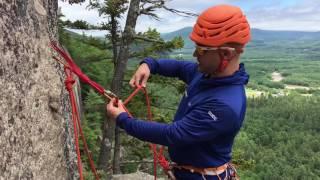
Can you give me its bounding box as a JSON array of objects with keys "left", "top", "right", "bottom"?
[
  {"left": 141, "top": 57, "right": 198, "bottom": 84},
  {"left": 116, "top": 101, "right": 238, "bottom": 147}
]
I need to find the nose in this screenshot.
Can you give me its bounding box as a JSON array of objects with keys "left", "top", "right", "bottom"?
[
  {"left": 193, "top": 50, "right": 200, "bottom": 63},
  {"left": 193, "top": 49, "right": 198, "bottom": 57}
]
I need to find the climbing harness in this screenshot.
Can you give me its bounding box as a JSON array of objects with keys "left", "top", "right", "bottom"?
[
  {"left": 171, "top": 163, "right": 239, "bottom": 180},
  {"left": 50, "top": 42, "right": 171, "bottom": 180}
]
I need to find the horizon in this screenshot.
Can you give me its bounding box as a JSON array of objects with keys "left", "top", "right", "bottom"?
[
  {"left": 65, "top": 26, "right": 320, "bottom": 38},
  {"left": 162, "top": 27, "right": 320, "bottom": 34}
]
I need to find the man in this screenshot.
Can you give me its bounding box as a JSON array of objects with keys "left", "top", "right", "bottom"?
[{"left": 107, "top": 4, "right": 250, "bottom": 180}]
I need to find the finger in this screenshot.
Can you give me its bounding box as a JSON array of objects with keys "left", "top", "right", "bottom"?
[
  {"left": 129, "top": 76, "right": 135, "bottom": 88},
  {"left": 132, "top": 74, "right": 139, "bottom": 88},
  {"left": 106, "top": 102, "right": 112, "bottom": 116},
  {"left": 117, "top": 100, "right": 122, "bottom": 108},
  {"left": 106, "top": 102, "right": 109, "bottom": 111},
  {"left": 118, "top": 100, "right": 126, "bottom": 112},
  {"left": 106, "top": 99, "right": 113, "bottom": 110},
  {"left": 135, "top": 73, "right": 141, "bottom": 87},
  {"left": 110, "top": 98, "right": 117, "bottom": 107},
  {"left": 115, "top": 99, "right": 122, "bottom": 106},
  {"left": 141, "top": 74, "right": 148, "bottom": 87},
  {"left": 114, "top": 98, "right": 119, "bottom": 107},
  {"left": 117, "top": 99, "right": 122, "bottom": 105}
]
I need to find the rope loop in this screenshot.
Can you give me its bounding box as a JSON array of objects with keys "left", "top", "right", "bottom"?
[{"left": 65, "top": 76, "right": 75, "bottom": 92}]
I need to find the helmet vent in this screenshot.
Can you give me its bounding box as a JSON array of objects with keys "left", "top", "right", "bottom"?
[{"left": 210, "top": 32, "right": 221, "bottom": 37}]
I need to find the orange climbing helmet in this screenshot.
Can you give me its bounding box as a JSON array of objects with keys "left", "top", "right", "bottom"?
[{"left": 190, "top": 4, "right": 251, "bottom": 47}]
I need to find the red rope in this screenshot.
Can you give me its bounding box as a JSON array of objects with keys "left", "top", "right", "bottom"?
[
  {"left": 122, "top": 86, "right": 170, "bottom": 179},
  {"left": 64, "top": 68, "right": 84, "bottom": 180},
  {"left": 51, "top": 42, "right": 105, "bottom": 95},
  {"left": 65, "top": 67, "right": 100, "bottom": 180},
  {"left": 50, "top": 42, "right": 170, "bottom": 180}
]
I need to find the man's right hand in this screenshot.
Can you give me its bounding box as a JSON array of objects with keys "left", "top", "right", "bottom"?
[{"left": 129, "top": 63, "right": 150, "bottom": 88}]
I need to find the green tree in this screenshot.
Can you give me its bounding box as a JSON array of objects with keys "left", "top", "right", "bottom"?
[
  {"left": 88, "top": 0, "right": 196, "bottom": 175},
  {"left": 72, "top": 20, "right": 90, "bottom": 29}
]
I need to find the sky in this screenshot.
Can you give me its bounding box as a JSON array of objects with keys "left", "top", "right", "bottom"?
[{"left": 59, "top": 0, "right": 320, "bottom": 33}]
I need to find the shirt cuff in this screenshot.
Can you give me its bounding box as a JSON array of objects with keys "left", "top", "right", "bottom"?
[
  {"left": 140, "top": 57, "right": 156, "bottom": 73},
  {"left": 116, "top": 112, "right": 131, "bottom": 129}
]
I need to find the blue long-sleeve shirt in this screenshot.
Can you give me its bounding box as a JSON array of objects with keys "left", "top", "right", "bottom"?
[{"left": 116, "top": 58, "right": 249, "bottom": 168}]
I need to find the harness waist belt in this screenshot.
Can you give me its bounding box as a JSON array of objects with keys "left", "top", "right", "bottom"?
[{"left": 172, "top": 163, "right": 228, "bottom": 176}]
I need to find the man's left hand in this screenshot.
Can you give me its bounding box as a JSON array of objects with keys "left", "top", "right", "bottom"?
[{"left": 106, "top": 98, "right": 126, "bottom": 120}]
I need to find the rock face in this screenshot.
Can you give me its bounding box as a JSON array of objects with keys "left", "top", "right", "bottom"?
[{"left": 0, "top": 1, "right": 77, "bottom": 179}]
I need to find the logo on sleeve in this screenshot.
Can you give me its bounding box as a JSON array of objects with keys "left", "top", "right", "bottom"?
[{"left": 208, "top": 111, "right": 218, "bottom": 121}]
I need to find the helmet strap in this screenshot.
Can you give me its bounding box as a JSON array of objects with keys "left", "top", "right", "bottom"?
[{"left": 217, "top": 51, "right": 229, "bottom": 72}]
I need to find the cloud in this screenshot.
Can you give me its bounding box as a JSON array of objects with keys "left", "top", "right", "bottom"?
[
  {"left": 135, "top": 10, "right": 196, "bottom": 33},
  {"left": 59, "top": 1, "right": 104, "bottom": 25},
  {"left": 135, "top": 0, "right": 249, "bottom": 33},
  {"left": 58, "top": 0, "right": 320, "bottom": 33},
  {"left": 246, "top": 0, "right": 320, "bottom": 31}
]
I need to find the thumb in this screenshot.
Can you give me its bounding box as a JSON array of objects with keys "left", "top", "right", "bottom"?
[
  {"left": 106, "top": 99, "right": 114, "bottom": 112},
  {"left": 129, "top": 75, "right": 137, "bottom": 88},
  {"left": 109, "top": 98, "right": 117, "bottom": 107},
  {"left": 118, "top": 100, "right": 124, "bottom": 108}
]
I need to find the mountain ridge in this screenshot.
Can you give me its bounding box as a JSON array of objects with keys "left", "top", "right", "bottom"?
[{"left": 161, "top": 27, "right": 320, "bottom": 42}]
